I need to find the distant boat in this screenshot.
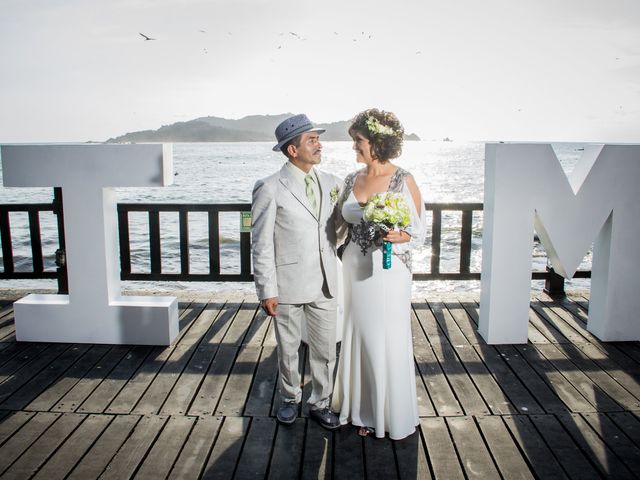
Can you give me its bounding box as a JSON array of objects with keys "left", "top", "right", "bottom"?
[{"left": 442, "top": 137, "right": 453, "bottom": 142}]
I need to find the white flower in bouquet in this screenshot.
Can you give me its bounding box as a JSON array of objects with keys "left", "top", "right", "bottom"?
[{"left": 363, "top": 192, "right": 411, "bottom": 231}]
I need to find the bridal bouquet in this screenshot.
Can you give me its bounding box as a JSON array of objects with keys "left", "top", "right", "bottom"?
[{"left": 363, "top": 192, "right": 411, "bottom": 269}]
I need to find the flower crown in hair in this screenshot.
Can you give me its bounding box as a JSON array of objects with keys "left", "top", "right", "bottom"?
[{"left": 366, "top": 116, "right": 397, "bottom": 136}]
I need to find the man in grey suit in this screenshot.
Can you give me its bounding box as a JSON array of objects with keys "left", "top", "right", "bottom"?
[{"left": 252, "top": 114, "right": 344, "bottom": 429}]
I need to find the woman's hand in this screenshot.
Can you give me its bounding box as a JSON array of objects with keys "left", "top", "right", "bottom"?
[{"left": 383, "top": 229, "right": 410, "bottom": 243}]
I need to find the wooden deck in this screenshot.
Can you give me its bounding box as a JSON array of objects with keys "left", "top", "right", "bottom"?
[{"left": 0, "top": 291, "right": 638, "bottom": 479}]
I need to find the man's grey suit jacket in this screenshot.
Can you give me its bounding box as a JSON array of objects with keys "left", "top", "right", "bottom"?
[{"left": 251, "top": 163, "right": 344, "bottom": 304}]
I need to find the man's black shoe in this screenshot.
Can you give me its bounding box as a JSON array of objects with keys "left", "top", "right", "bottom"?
[
  {"left": 309, "top": 407, "right": 340, "bottom": 430},
  {"left": 276, "top": 401, "right": 298, "bottom": 425}
]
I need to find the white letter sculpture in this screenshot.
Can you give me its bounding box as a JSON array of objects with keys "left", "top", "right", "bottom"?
[
  {"left": 1, "top": 144, "right": 179, "bottom": 345},
  {"left": 480, "top": 143, "right": 640, "bottom": 344}
]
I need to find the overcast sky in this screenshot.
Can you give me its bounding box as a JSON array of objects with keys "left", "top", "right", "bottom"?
[{"left": 1, "top": 0, "right": 638, "bottom": 143}]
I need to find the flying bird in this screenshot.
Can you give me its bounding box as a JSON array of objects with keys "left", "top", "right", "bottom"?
[
  {"left": 139, "top": 32, "right": 156, "bottom": 41},
  {"left": 289, "top": 31, "right": 300, "bottom": 38}
]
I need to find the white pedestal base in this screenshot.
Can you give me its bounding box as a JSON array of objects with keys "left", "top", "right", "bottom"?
[{"left": 14, "top": 294, "right": 179, "bottom": 345}]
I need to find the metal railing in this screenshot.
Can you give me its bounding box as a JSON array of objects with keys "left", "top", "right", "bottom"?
[
  {"left": 0, "top": 191, "right": 591, "bottom": 295},
  {"left": 117, "top": 203, "right": 251, "bottom": 282},
  {"left": 0, "top": 188, "right": 65, "bottom": 286}
]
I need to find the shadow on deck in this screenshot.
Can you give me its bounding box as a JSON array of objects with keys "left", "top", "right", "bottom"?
[{"left": 0, "top": 291, "right": 638, "bottom": 479}]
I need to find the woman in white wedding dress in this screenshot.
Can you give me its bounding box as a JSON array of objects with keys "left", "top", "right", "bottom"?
[{"left": 332, "top": 109, "right": 425, "bottom": 440}]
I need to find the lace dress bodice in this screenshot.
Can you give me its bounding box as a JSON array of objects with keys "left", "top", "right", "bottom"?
[{"left": 338, "top": 167, "right": 418, "bottom": 270}]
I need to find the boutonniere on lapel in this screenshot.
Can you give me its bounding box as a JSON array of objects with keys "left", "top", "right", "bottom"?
[{"left": 330, "top": 185, "right": 340, "bottom": 205}]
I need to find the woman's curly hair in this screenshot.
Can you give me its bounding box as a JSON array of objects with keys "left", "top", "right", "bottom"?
[{"left": 348, "top": 108, "right": 404, "bottom": 162}]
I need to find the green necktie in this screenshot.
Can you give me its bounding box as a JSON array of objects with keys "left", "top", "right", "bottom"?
[{"left": 304, "top": 174, "right": 318, "bottom": 214}]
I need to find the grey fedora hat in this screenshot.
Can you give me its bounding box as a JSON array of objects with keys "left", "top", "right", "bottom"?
[{"left": 273, "top": 114, "right": 326, "bottom": 152}]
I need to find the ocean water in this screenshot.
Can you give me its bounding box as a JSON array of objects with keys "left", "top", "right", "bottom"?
[{"left": 0, "top": 141, "right": 591, "bottom": 295}]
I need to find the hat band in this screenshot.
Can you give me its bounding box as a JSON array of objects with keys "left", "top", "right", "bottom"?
[{"left": 279, "top": 123, "right": 314, "bottom": 144}]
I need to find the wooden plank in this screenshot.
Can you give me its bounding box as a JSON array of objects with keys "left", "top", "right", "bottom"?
[
  {"left": 607, "top": 411, "right": 640, "bottom": 445},
  {"left": 66, "top": 414, "right": 141, "bottom": 479},
  {"left": 0, "top": 412, "right": 61, "bottom": 475},
  {"left": 446, "top": 416, "right": 500, "bottom": 478},
  {"left": 528, "top": 414, "right": 601, "bottom": 479},
  {"left": 333, "top": 424, "right": 365, "bottom": 478},
  {"left": 515, "top": 344, "right": 596, "bottom": 413},
  {"left": 432, "top": 300, "right": 518, "bottom": 415},
  {"left": 429, "top": 300, "right": 473, "bottom": 347},
  {"left": 1, "top": 412, "right": 85, "bottom": 479},
  {"left": 534, "top": 343, "right": 623, "bottom": 412},
  {"left": 553, "top": 342, "right": 640, "bottom": 410},
  {"left": 243, "top": 306, "right": 270, "bottom": 346},
  {"left": 0, "top": 343, "right": 77, "bottom": 403},
  {"left": 393, "top": 429, "right": 432, "bottom": 480},
  {"left": 77, "top": 345, "right": 151, "bottom": 414},
  {"left": 472, "top": 343, "right": 544, "bottom": 414},
  {"left": 177, "top": 301, "right": 222, "bottom": 347},
  {"left": 1, "top": 344, "right": 91, "bottom": 410},
  {"left": 531, "top": 297, "right": 588, "bottom": 344},
  {"left": 443, "top": 300, "right": 484, "bottom": 345},
  {"left": 0, "top": 311, "right": 16, "bottom": 340},
  {"left": 493, "top": 345, "right": 569, "bottom": 414},
  {"left": 571, "top": 342, "right": 640, "bottom": 400},
  {"left": 201, "top": 302, "right": 243, "bottom": 345},
  {"left": 502, "top": 415, "right": 569, "bottom": 479},
  {"left": 135, "top": 415, "right": 197, "bottom": 479},
  {"left": 475, "top": 416, "right": 534, "bottom": 479},
  {"left": 581, "top": 413, "right": 640, "bottom": 476},
  {"left": 527, "top": 303, "right": 571, "bottom": 344},
  {"left": 0, "top": 342, "right": 27, "bottom": 368},
  {"left": 426, "top": 339, "right": 489, "bottom": 415},
  {"left": 168, "top": 416, "right": 222, "bottom": 479},
  {"left": 215, "top": 345, "right": 261, "bottom": 416},
  {"left": 233, "top": 416, "right": 277, "bottom": 478},
  {"left": 104, "top": 346, "right": 170, "bottom": 415},
  {"left": 363, "top": 434, "right": 399, "bottom": 479},
  {"left": 26, "top": 345, "right": 112, "bottom": 412},
  {"left": 268, "top": 417, "right": 306, "bottom": 479},
  {"left": 420, "top": 417, "right": 464, "bottom": 479},
  {"left": 52, "top": 345, "right": 138, "bottom": 413},
  {"left": 244, "top": 345, "right": 278, "bottom": 417},
  {"left": 0, "top": 343, "right": 61, "bottom": 387},
  {"left": 558, "top": 295, "right": 640, "bottom": 366},
  {"left": 556, "top": 412, "right": 636, "bottom": 479},
  {"left": 132, "top": 343, "right": 199, "bottom": 415},
  {"left": 31, "top": 414, "right": 112, "bottom": 480},
  {"left": 220, "top": 301, "right": 257, "bottom": 345},
  {"left": 171, "top": 300, "right": 217, "bottom": 345},
  {"left": 188, "top": 345, "right": 237, "bottom": 416},
  {"left": 301, "top": 419, "right": 333, "bottom": 479},
  {"left": 537, "top": 294, "right": 601, "bottom": 344},
  {"left": 0, "top": 411, "right": 36, "bottom": 445},
  {"left": 411, "top": 310, "right": 462, "bottom": 416},
  {"left": 161, "top": 344, "right": 219, "bottom": 415},
  {"left": 414, "top": 360, "right": 436, "bottom": 417},
  {"left": 559, "top": 296, "right": 640, "bottom": 369},
  {"left": 615, "top": 343, "right": 640, "bottom": 365},
  {"left": 99, "top": 414, "right": 169, "bottom": 480},
  {"left": 201, "top": 416, "right": 249, "bottom": 480},
  {"left": 451, "top": 343, "right": 517, "bottom": 415}
]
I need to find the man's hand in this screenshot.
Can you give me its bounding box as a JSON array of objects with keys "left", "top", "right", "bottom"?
[{"left": 261, "top": 297, "right": 278, "bottom": 317}]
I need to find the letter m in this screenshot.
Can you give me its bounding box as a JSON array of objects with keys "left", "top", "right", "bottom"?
[{"left": 479, "top": 143, "right": 640, "bottom": 344}]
